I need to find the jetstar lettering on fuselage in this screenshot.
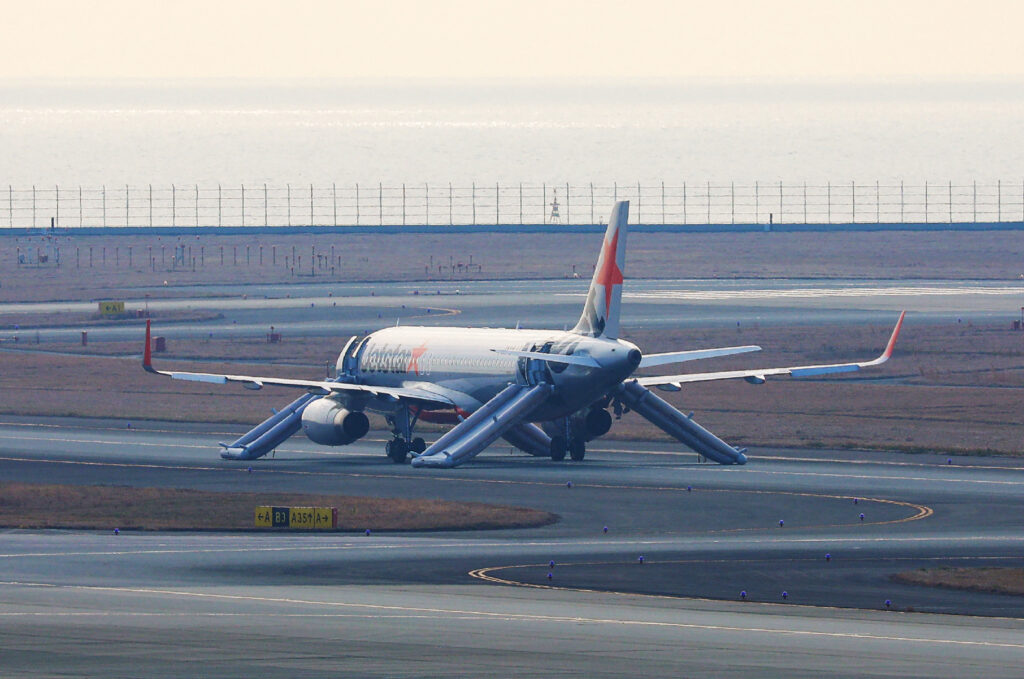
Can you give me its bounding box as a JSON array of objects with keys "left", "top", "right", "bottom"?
[{"left": 143, "top": 201, "right": 905, "bottom": 468}]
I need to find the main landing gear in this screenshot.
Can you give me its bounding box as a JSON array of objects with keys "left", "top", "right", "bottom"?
[
  {"left": 385, "top": 435, "right": 426, "bottom": 464},
  {"left": 549, "top": 436, "right": 586, "bottom": 462},
  {"left": 385, "top": 407, "right": 425, "bottom": 464}
]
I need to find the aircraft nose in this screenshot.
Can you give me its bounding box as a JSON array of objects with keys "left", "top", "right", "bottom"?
[{"left": 628, "top": 349, "right": 642, "bottom": 366}]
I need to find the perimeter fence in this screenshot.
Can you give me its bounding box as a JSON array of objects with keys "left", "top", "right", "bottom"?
[{"left": 4, "top": 181, "right": 1024, "bottom": 229}]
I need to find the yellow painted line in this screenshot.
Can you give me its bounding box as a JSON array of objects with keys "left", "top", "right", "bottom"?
[
  {"left": 1, "top": 580, "right": 1022, "bottom": 648},
  {"left": 469, "top": 553, "right": 1024, "bottom": 621}
]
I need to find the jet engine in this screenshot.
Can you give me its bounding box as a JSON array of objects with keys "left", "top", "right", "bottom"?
[
  {"left": 300, "top": 398, "right": 370, "bottom": 446},
  {"left": 584, "top": 407, "right": 613, "bottom": 439}
]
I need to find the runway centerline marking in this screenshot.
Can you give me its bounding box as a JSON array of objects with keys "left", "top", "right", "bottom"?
[
  {"left": 1, "top": 580, "right": 1021, "bottom": 649},
  {"left": 11, "top": 532, "right": 1015, "bottom": 562}
]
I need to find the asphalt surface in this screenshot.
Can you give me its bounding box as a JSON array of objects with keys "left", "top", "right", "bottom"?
[
  {"left": 2, "top": 417, "right": 1024, "bottom": 677},
  {"left": 3, "top": 277, "right": 1021, "bottom": 342}
]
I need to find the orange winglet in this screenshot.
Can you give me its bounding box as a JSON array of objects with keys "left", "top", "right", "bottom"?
[
  {"left": 143, "top": 319, "right": 155, "bottom": 372},
  {"left": 881, "top": 311, "right": 906, "bottom": 360}
]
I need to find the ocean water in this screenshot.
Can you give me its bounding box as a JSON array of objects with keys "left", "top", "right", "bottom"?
[{"left": 2, "top": 79, "right": 1023, "bottom": 187}]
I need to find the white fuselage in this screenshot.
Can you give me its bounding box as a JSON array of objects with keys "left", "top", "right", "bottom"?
[{"left": 344, "top": 326, "right": 642, "bottom": 420}]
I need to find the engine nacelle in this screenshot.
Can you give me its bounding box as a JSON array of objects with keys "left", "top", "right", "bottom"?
[
  {"left": 584, "top": 407, "right": 612, "bottom": 439},
  {"left": 300, "top": 398, "right": 370, "bottom": 446}
]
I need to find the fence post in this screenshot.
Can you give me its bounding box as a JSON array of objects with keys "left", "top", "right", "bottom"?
[
  {"left": 471, "top": 182, "right": 476, "bottom": 224},
  {"left": 900, "top": 181, "right": 904, "bottom": 223},
  {"left": 195, "top": 185, "right": 199, "bottom": 226},
  {"left": 496, "top": 183, "right": 500, "bottom": 225},
  {"left": 355, "top": 183, "right": 360, "bottom": 226},
  {"left": 683, "top": 182, "right": 686, "bottom": 224},
  {"left": 264, "top": 184, "right": 269, "bottom": 227},
  {"left": 378, "top": 182, "right": 383, "bottom": 226},
  {"left": 218, "top": 184, "right": 222, "bottom": 227},
  {"left": 124, "top": 184, "right": 128, "bottom": 227},
  {"left": 543, "top": 183, "right": 547, "bottom": 223},
  {"left": 449, "top": 182, "right": 452, "bottom": 225},
  {"left": 876, "top": 181, "right": 880, "bottom": 223},
  {"left": 803, "top": 181, "right": 807, "bottom": 224},
  {"left": 662, "top": 181, "right": 666, "bottom": 224},
  {"left": 287, "top": 183, "right": 292, "bottom": 226},
  {"left": 851, "top": 180, "right": 855, "bottom": 222},
  {"left": 241, "top": 184, "right": 245, "bottom": 227},
  {"left": 79, "top": 185, "right": 83, "bottom": 227},
  {"left": 973, "top": 181, "right": 976, "bottom": 222},
  {"left": 55, "top": 184, "right": 59, "bottom": 227},
  {"left": 731, "top": 181, "right": 735, "bottom": 223},
  {"left": 149, "top": 185, "right": 153, "bottom": 227},
  {"left": 636, "top": 181, "right": 641, "bottom": 223},
  {"left": 706, "top": 181, "right": 710, "bottom": 224},
  {"left": 333, "top": 183, "right": 337, "bottom": 227},
  {"left": 826, "top": 181, "right": 830, "bottom": 224},
  {"left": 948, "top": 180, "right": 952, "bottom": 223},
  {"left": 425, "top": 183, "right": 429, "bottom": 226},
  {"left": 519, "top": 183, "right": 523, "bottom": 224},
  {"left": 566, "top": 182, "right": 570, "bottom": 223},
  {"left": 755, "top": 181, "right": 759, "bottom": 223},
  {"left": 8, "top": 185, "right": 11, "bottom": 228},
  {"left": 402, "top": 183, "right": 406, "bottom": 226},
  {"left": 998, "top": 179, "right": 1002, "bottom": 221},
  {"left": 311, "top": 184, "right": 315, "bottom": 227},
  {"left": 590, "top": 182, "right": 594, "bottom": 223}
]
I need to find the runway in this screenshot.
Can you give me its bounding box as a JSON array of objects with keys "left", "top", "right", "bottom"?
[
  {"left": 1, "top": 417, "right": 1023, "bottom": 676},
  {"left": 2, "top": 277, "right": 1020, "bottom": 343}
]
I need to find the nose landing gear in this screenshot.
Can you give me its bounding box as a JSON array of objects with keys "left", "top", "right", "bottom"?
[{"left": 549, "top": 435, "right": 586, "bottom": 462}]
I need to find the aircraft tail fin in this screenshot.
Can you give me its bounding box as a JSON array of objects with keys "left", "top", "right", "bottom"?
[{"left": 572, "top": 201, "right": 628, "bottom": 339}]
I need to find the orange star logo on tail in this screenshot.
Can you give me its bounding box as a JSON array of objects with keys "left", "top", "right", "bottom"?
[{"left": 594, "top": 229, "right": 624, "bottom": 318}]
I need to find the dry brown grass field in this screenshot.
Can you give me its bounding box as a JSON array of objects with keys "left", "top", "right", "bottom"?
[
  {"left": 892, "top": 567, "right": 1024, "bottom": 595},
  {"left": 0, "top": 482, "right": 556, "bottom": 531},
  {"left": 3, "top": 228, "right": 1024, "bottom": 302},
  {"left": 1, "top": 317, "right": 1020, "bottom": 456}
]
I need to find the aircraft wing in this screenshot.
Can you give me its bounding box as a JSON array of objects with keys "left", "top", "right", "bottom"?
[
  {"left": 638, "top": 311, "right": 905, "bottom": 389},
  {"left": 141, "top": 321, "right": 454, "bottom": 407},
  {"left": 639, "top": 345, "right": 761, "bottom": 367}
]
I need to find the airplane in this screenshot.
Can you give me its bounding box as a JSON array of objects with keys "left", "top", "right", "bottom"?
[{"left": 143, "top": 201, "right": 905, "bottom": 468}]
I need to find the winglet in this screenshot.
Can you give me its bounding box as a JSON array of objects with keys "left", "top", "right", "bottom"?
[
  {"left": 859, "top": 311, "right": 906, "bottom": 368},
  {"left": 880, "top": 311, "right": 906, "bottom": 361},
  {"left": 143, "top": 319, "right": 156, "bottom": 373}
]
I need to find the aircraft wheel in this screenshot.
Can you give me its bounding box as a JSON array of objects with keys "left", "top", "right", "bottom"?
[
  {"left": 550, "top": 436, "right": 567, "bottom": 461},
  {"left": 387, "top": 439, "right": 408, "bottom": 464},
  {"left": 410, "top": 437, "right": 426, "bottom": 454},
  {"left": 569, "top": 439, "right": 586, "bottom": 462}
]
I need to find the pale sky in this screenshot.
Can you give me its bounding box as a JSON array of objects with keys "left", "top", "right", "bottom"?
[{"left": 1, "top": 0, "right": 1022, "bottom": 80}]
